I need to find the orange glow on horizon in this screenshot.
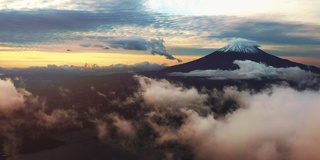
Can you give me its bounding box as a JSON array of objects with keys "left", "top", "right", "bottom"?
[
  {"left": 0, "top": 50, "right": 201, "bottom": 68},
  {"left": 2, "top": 49, "right": 319, "bottom": 69},
  {"left": 281, "top": 56, "right": 320, "bottom": 67}
]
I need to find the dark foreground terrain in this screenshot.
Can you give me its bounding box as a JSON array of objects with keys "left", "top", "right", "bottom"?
[{"left": 0, "top": 71, "right": 319, "bottom": 160}]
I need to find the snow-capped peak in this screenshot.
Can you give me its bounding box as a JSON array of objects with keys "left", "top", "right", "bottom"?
[{"left": 217, "top": 38, "right": 261, "bottom": 53}]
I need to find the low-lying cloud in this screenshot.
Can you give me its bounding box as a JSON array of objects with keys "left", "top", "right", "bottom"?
[
  {"left": 112, "top": 115, "right": 136, "bottom": 139},
  {"left": 0, "top": 78, "right": 82, "bottom": 158},
  {"left": 0, "top": 78, "right": 24, "bottom": 113},
  {"left": 136, "top": 75, "right": 208, "bottom": 109},
  {"left": 2, "top": 73, "right": 320, "bottom": 159},
  {"left": 3, "top": 61, "right": 166, "bottom": 75},
  {"left": 132, "top": 76, "right": 320, "bottom": 160},
  {"left": 169, "top": 60, "right": 319, "bottom": 86}
]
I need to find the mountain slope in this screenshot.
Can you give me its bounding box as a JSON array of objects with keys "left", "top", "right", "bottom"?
[{"left": 161, "top": 39, "right": 320, "bottom": 74}]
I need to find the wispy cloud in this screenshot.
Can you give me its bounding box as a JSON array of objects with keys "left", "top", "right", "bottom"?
[
  {"left": 0, "top": 0, "right": 145, "bottom": 12},
  {"left": 214, "top": 21, "right": 320, "bottom": 45},
  {"left": 1, "top": 9, "right": 320, "bottom": 47},
  {"left": 0, "top": 0, "right": 320, "bottom": 62}
]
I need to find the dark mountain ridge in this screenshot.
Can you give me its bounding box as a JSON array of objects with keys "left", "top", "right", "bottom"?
[{"left": 161, "top": 39, "right": 320, "bottom": 74}]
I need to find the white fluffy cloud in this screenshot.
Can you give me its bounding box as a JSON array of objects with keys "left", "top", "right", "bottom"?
[
  {"left": 112, "top": 115, "right": 136, "bottom": 139},
  {"left": 134, "top": 76, "right": 320, "bottom": 160},
  {"left": 176, "top": 86, "right": 320, "bottom": 160},
  {"left": 169, "top": 60, "right": 319, "bottom": 86},
  {"left": 0, "top": 78, "right": 81, "bottom": 157},
  {"left": 135, "top": 75, "right": 208, "bottom": 109},
  {"left": 0, "top": 78, "right": 25, "bottom": 113}
]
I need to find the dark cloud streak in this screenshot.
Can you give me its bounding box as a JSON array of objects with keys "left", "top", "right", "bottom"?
[
  {"left": 213, "top": 21, "right": 320, "bottom": 45},
  {"left": 0, "top": 10, "right": 155, "bottom": 44},
  {"left": 104, "top": 37, "right": 181, "bottom": 61}
]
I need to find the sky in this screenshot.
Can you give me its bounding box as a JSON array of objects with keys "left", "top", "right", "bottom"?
[{"left": 0, "top": 0, "right": 320, "bottom": 68}]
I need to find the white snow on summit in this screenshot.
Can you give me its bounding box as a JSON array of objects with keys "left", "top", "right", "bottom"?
[{"left": 217, "top": 38, "right": 261, "bottom": 53}]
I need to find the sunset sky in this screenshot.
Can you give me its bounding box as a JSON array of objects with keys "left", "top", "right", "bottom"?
[{"left": 0, "top": 0, "right": 320, "bottom": 68}]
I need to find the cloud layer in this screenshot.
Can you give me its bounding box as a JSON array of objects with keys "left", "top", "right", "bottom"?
[
  {"left": 0, "top": 78, "right": 81, "bottom": 158},
  {"left": 169, "top": 60, "right": 319, "bottom": 86},
  {"left": 1, "top": 7, "right": 320, "bottom": 61},
  {"left": 2, "top": 61, "right": 166, "bottom": 75},
  {"left": 132, "top": 76, "right": 320, "bottom": 160},
  {"left": 1, "top": 73, "right": 320, "bottom": 159}
]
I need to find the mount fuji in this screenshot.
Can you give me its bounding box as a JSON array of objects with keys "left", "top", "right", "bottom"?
[{"left": 161, "top": 39, "right": 320, "bottom": 74}]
